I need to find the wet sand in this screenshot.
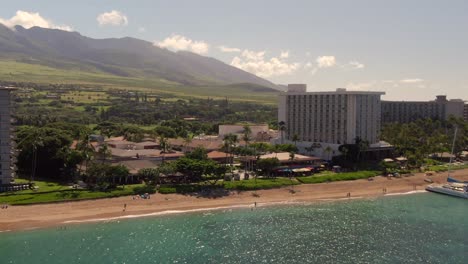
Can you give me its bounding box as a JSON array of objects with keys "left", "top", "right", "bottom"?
[{"left": 1, "top": 169, "right": 467, "bottom": 232}]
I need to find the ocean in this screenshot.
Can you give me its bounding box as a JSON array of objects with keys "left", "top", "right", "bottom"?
[{"left": 0, "top": 193, "right": 467, "bottom": 264}]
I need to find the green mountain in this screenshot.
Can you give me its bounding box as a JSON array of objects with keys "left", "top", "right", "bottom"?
[{"left": 0, "top": 24, "right": 279, "bottom": 91}]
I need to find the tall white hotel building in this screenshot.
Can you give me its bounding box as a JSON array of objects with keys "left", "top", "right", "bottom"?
[
  {"left": 278, "top": 84, "right": 385, "bottom": 158},
  {"left": 0, "top": 87, "right": 16, "bottom": 185}
]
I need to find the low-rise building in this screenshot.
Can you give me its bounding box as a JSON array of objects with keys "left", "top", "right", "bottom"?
[
  {"left": 382, "top": 95, "right": 465, "bottom": 123},
  {"left": 169, "top": 137, "right": 223, "bottom": 152},
  {"left": 219, "top": 124, "right": 272, "bottom": 141},
  {"left": 241, "top": 152, "right": 323, "bottom": 172}
]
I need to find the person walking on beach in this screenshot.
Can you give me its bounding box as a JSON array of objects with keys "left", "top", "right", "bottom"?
[{"left": 123, "top": 203, "right": 127, "bottom": 212}]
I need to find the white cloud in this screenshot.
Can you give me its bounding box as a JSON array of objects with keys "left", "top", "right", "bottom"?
[
  {"left": 348, "top": 61, "right": 365, "bottom": 69},
  {"left": 0, "top": 10, "right": 72, "bottom": 31},
  {"left": 316, "top": 56, "right": 336, "bottom": 68},
  {"left": 218, "top": 45, "right": 241, "bottom": 53},
  {"left": 400, "top": 78, "right": 424, "bottom": 83},
  {"left": 346, "top": 81, "right": 377, "bottom": 91},
  {"left": 230, "top": 49, "right": 300, "bottom": 78},
  {"left": 190, "top": 40, "right": 209, "bottom": 54},
  {"left": 280, "top": 50, "right": 289, "bottom": 59},
  {"left": 347, "top": 79, "right": 427, "bottom": 91},
  {"left": 138, "top": 27, "right": 146, "bottom": 33},
  {"left": 304, "top": 62, "right": 318, "bottom": 75},
  {"left": 97, "top": 10, "right": 128, "bottom": 26},
  {"left": 155, "top": 34, "right": 209, "bottom": 54}
]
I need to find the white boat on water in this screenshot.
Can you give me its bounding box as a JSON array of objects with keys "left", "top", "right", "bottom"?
[{"left": 426, "top": 182, "right": 468, "bottom": 199}]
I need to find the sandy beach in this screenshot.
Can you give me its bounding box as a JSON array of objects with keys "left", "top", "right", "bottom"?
[{"left": 1, "top": 169, "right": 468, "bottom": 232}]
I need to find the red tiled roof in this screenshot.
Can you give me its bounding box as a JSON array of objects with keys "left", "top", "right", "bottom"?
[{"left": 207, "top": 151, "right": 230, "bottom": 159}]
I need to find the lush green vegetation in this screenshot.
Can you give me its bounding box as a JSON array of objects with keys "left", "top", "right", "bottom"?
[
  {"left": 381, "top": 118, "right": 468, "bottom": 167},
  {"left": 158, "top": 178, "right": 299, "bottom": 194},
  {"left": 223, "top": 177, "right": 299, "bottom": 191},
  {"left": 12, "top": 82, "right": 278, "bottom": 130},
  {"left": 0, "top": 61, "right": 278, "bottom": 103},
  {"left": 297, "top": 171, "right": 380, "bottom": 184},
  {"left": 158, "top": 184, "right": 204, "bottom": 194},
  {"left": 427, "top": 163, "right": 468, "bottom": 172},
  {"left": 0, "top": 182, "right": 145, "bottom": 205}
]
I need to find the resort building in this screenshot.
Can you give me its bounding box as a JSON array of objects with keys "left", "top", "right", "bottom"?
[
  {"left": 381, "top": 95, "right": 465, "bottom": 123},
  {"left": 0, "top": 87, "right": 16, "bottom": 185},
  {"left": 277, "top": 84, "right": 385, "bottom": 159}
]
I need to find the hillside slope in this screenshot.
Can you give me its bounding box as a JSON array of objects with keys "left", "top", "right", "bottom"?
[{"left": 0, "top": 24, "right": 278, "bottom": 90}]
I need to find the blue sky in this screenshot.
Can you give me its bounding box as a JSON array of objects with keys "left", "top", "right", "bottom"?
[{"left": 1, "top": 0, "right": 467, "bottom": 100}]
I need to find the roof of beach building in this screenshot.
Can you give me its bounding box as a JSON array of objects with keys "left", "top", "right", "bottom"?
[
  {"left": 260, "top": 152, "right": 322, "bottom": 162},
  {"left": 106, "top": 136, "right": 125, "bottom": 142},
  {"left": 109, "top": 148, "right": 183, "bottom": 158},
  {"left": 207, "top": 151, "right": 230, "bottom": 159},
  {"left": 169, "top": 138, "right": 224, "bottom": 150},
  {"left": 241, "top": 152, "right": 322, "bottom": 163},
  {"left": 134, "top": 141, "right": 159, "bottom": 147},
  {"left": 116, "top": 160, "right": 160, "bottom": 174}
]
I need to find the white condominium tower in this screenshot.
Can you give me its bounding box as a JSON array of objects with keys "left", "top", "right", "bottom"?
[
  {"left": 0, "top": 87, "right": 16, "bottom": 185},
  {"left": 278, "top": 84, "right": 385, "bottom": 146}
]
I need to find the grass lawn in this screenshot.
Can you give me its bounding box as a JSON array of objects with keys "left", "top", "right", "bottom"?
[
  {"left": 158, "top": 177, "right": 299, "bottom": 194},
  {"left": 0, "top": 60, "right": 277, "bottom": 104},
  {"left": 428, "top": 163, "right": 468, "bottom": 172},
  {"left": 0, "top": 179, "right": 145, "bottom": 205},
  {"left": 297, "top": 171, "right": 381, "bottom": 184},
  {"left": 223, "top": 177, "right": 299, "bottom": 191}
]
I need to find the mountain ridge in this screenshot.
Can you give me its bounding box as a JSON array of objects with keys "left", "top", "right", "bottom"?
[{"left": 0, "top": 24, "right": 280, "bottom": 90}]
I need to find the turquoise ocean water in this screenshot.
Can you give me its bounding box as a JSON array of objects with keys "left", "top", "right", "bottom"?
[{"left": 0, "top": 193, "right": 467, "bottom": 264}]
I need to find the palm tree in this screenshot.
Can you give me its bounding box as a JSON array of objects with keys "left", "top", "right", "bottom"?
[
  {"left": 242, "top": 125, "right": 252, "bottom": 146},
  {"left": 292, "top": 134, "right": 300, "bottom": 147},
  {"left": 76, "top": 133, "right": 95, "bottom": 175},
  {"left": 278, "top": 121, "right": 286, "bottom": 144},
  {"left": 182, "top": 134, "right": 194, "bottom": 153},
  {"left": 340, "top": 145, "right": 349, "bottom": 161},
  {"left": 289, "top": 151, "right": 296, "bottom": 162},
  {"left": 159, "top": 136, "right": 170, "bottom": 153},
  {"left": 97, "top": 143, "right": 112, "bottom": 163},
  {"left": 223, "top": 133, "right": 238, "bottom": 169},
  {"left": 355, "top": 137, "right": 370, "bottom": 161},
  {"left": 324, "top": 146, "right": 333, "bottom": 161}
]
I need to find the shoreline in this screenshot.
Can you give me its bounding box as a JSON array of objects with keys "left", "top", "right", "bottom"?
[{"left": 1, "top": 168, "right": 468, "bottom": 232}]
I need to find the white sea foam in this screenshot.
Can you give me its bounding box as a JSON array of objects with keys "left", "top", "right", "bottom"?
[
  {"left": 384, "top": 190, "right": 427, "bottom": 196},
  {"left": 63, "top": 204, "right": 254, "bottom": 224},
  {"left": 61, "top": 192, "right": 429, "bottom": 225}
]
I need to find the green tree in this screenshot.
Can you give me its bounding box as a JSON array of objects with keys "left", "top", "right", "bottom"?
[
  {"left": 122, "top": 125, "right": 145, "bottom": 142},
  {"left": 292, "top": 133, "right": 300, "bottom": 146},
  {"left": 97, "top": 143, "right": 112, "bottom": 163},
  {"left": 256, "top": 157, "right": 280, "bottom": 177},
  {"left": 138, "top": 168, "right": 160, "bottom": 185},
  {"left": 185, "top": 146, "right": 208, "bottom": 160},
  {"left": 273, "top": 144, "right": 298, "bottom": 153},
  {"left": 222, "top": 133, "right": 238, "bottom": 168},
  {"left": 16, "top": 127, "right": 73, "bottom": 180},
  {"left": 154, "top": 126, "right": 177, "bottom": 139},
  {"left": 242, "top": 125, "right": 252, "bottom": 146},
  {"left": 159, "top": 136, "right": 171, "bottom": 153},
  {"left": 324, "top": 146, "right": 333, "bottom": 161},
  {"left": 278, "top": 121, "right": 286, "bottom": 144}
]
